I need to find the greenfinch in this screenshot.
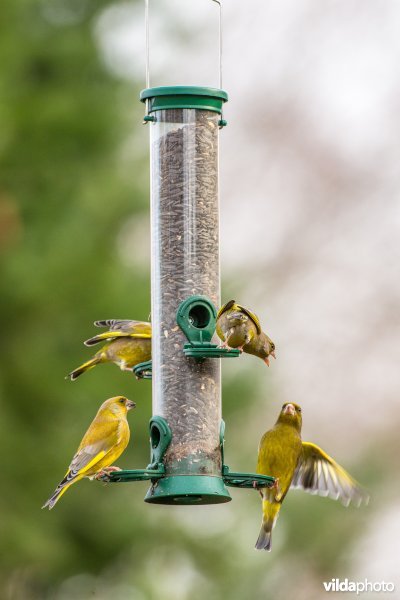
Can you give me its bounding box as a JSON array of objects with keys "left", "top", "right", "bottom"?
[
  {"left": 43, "top": 396, "right": 135, "bottom": 509},
  {"left": 68, "top": 319, "right": 151, "bottom": 380},
  {"left": 256, "top": 402, "right": 369, "bottom": 551},
  {"left": 216, "top": 300, "right": 276, "bottom": 365}
]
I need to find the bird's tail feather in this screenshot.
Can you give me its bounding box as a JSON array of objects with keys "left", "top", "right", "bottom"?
[
  {"left": 42, "top": 472, "right": 82, "bottom": 510},
  {"left": 94, "top": 319, "right": 115, "bottom": 328},
  {"left": 226, "top": 311, "right": 246, "bottom": 321},
  {"left": 255, "top": 523, "right": 273, "bottom": 551},
  {"left": 255, "top": 499, "right": 280, "bottom": 551},
  {"left": 67, "top": 355, "right": 102, "bottom": 380}
]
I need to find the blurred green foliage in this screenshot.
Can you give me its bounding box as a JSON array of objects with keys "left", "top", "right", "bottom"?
[
  {"left": 0, "top": 0, "right": 152, "bottom": 595},
  {"left": 0, "top": 2, "right": 375, "bottom": 599}
]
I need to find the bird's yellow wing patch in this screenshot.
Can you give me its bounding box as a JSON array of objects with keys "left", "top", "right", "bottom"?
[
  {"left": 68, "top": 419, "right": 123, "bottom": 476},
  {"left": 69, "top": 446, "right": 109, "bottom": 476},
  {"left": 291, "top": 442, "right": 369, "bottom": 507},
  {"left": 84, "top": 330, "right": 151, "bottom": 346}
]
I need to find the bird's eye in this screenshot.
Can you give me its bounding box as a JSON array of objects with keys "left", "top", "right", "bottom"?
[
  {"left": 119, "top": 399, "right": 125, "bottom": 404},
  {"left": 271, "top": 343, "right": 275, "bottom": 351},
  {"left": 297, "top": 407, "right": 301, "bottom": 412}
]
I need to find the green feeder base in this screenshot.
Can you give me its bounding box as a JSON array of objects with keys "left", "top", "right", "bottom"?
[
  {"left": 98, "top": 418, "right": 275, "bottom": 504},
  {"left": 144, "top": 475, "right": 232, "bottom": 505}
]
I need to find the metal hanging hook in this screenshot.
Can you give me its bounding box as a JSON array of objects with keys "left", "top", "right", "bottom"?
[
  {"left": 143, "top": 0, "right": 226, "bottom": 126},
  {"left": 144, "top": 0, "right": 223, "bottom": 93},
  {"left": 211, "top": 0, "right": 226, "bottom": 127},
  {"left": 143, "top": 0, "right": 152, "bottom": 122},
  {"left": 145, "top": 0, "right": 150, "bottom": 90},
  {"left": 211, "top": 0, "right": 223, "bottom": 90}
]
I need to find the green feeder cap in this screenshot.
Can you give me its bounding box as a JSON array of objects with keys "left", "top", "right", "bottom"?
[{"left": 140, "top": 86, "right": 228, "bottom": 114}]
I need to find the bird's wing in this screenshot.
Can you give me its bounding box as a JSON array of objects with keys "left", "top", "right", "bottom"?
[
  {"left": 84, "top": 331, "right": 151, "bottom": 346},
  {"left": 216, "top": 300, "right": 236, "bottom": 320},
  {"left": 94, "top": 319, "right": 149, "bottom": 333},
  {"left": 291, "top": 442, "right": 369, "bottom": 507},
  {"left": 68, "top": 420, "right": 121, "bottom": 476},
  {"left": 86, "top": 321, "right": 151, "bottom": 346},
  {"left": 237, "top": 305, "right": 262, "bottom": 334}
]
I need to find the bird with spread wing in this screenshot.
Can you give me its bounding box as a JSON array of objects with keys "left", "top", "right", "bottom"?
[
  {"left": 255, "top": 402, "right": 369, "bottom": 551},
  {"left": 216, "top": 300, "right": 276, "bottom": 365},
  {"left": 43, "top": 396, "right": 135, "bottom": 509},
  {"left": 67, "top": 319, "right": 151, "bottom": 380}
]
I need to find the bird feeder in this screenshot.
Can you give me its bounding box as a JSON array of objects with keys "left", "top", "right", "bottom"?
[
  {"left": 104, "top": 0, "right": 274, "bottom": 502},
  {"left": 144, "top": 86, "right": 232, "bottom": 504}
]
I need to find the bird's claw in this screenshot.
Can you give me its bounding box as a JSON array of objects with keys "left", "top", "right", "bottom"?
[
  {"left": 219, "top": 342, "right": 233, "bottom": 350},
  {"left": 95, "top": 466, "right": 122, "bottom": 481},
  {"left": 272, "top": 477, "right": 282, "bottom": 501},
  {"left": 253, "top": 480, "right": 265, "bottom": 498}
]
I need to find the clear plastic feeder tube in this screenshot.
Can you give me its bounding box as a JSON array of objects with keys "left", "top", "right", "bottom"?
[{"left": 150, "top": 107, "right": 221, "bottom": 477}]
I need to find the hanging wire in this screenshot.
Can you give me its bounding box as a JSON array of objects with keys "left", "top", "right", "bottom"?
[
  {"left": 144, "top": 0, "right": 223, "bottom": 91},
  {"left": 212, "top": 0, "right": 225, "bottom": 125},
  {"left": 145, "top": 0, "right": 150, "bottom": 89},
  {"left": 212, "top": 0, "right": 223, "bottom": 90}
]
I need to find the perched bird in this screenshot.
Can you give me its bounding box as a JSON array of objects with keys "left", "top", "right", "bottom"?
[
  {"left": 256, "top": 402, "right": 369, "bottom": 551},
  {"left": 216, "top": 300, "right": 276, "bottom": 365},
  {"left": 43, "top": 396, "right": 135, "bottom": 509},
  {"left": 68, "top": 319, "right": 151, "bottom": 380}
]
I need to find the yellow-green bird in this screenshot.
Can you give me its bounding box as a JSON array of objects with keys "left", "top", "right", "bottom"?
[
  {"left": 43, "top": 396, "right": 135, "bottom": 509},
  {"left": 68, "top": 319, "right": 151, "bottom": 380},
  {"left": 216, "top": 300, "right": 276, "bottom": 365},
  {"left": 256, "top": 402, "right": 369, "bottom": 551}
]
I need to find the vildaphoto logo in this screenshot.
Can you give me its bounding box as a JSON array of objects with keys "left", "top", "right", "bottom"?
[{"left": 323, "top": 579, "right": 395, "bottom": 594}]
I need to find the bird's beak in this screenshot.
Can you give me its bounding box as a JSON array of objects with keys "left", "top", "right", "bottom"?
[
  {"left": 270, "top": 351, "right": 276, "bottom": 359},
  {"left": 126, "top": 399, "right": 136, "bottom": 410},
  {"left": 264, "top": 357, "right": 270, "bottom": 366},
  {"left": 283, "top": 403, "right": 295, "bottom": 416}
]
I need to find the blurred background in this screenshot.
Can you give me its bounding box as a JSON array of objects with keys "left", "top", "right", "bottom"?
[{"left": 1, "top": 0, "right": 399, "bottom": 598}]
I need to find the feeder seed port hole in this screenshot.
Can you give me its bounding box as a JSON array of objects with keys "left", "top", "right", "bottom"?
[{"left": 188, "top": 304, "right": 211, "bottom": 329}]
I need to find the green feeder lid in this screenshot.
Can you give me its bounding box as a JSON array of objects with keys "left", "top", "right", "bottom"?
[{"left": 140, "top": 86, "right": 228, "bottom": 114}]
